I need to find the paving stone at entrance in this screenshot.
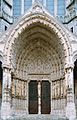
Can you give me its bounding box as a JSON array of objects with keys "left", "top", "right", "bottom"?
[{"left": 4, "top": 115, "right": 69, "bottom": 120}]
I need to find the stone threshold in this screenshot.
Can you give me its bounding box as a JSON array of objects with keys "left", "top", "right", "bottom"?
[{"left": 1, "top": 114, "right": 69, "bottom": 120}]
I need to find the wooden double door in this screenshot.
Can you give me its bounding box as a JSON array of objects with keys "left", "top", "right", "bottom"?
[{"left": 28, "top": 80, "right": 51, "bottom": 114}]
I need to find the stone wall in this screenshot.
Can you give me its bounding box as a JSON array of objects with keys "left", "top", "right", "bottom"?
[
  {"left": 11, "top": 77, "right": 66, "bottom": 117},
  {"left": 11, "top": 78, "right": 27, "bottom": 115},
  {"left": 52, "top": 78, "right": 66, "bottom": 117}
]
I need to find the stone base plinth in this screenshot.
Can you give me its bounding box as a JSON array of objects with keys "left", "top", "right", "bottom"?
[
  {"left": 66, "top": 102, "right": 76, "bottom": 120},
  {"left": 1, "top": 102, "right": 11, "bottom": 120}
]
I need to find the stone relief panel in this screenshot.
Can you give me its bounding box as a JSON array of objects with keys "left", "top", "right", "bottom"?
[
  {"left": 11, "top": 78, "right": 27, "bottom": 111},
  {"left": 52, "top": 99, "right": 66, "bottom": 117},
  {"left": 11, "top": 78, "right": 27, "bottom": 99},
  {"left": 52, "top": 78, "right": 66, "bottom": 99},
  {"left": 52, "top": 78, "right": 66, "bottom": 117}
]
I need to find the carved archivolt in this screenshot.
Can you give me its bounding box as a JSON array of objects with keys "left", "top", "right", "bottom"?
[
  {"left": 9, "top": 22, "right": 65, "bottom": 80},
  {"left": 3, "top": 9, "right": 72, "bottom": 70},
  {"left": 1, "top": 2, "right": 73, "bottom": 83}
]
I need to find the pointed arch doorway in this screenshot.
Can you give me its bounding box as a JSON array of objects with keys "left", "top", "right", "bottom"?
[{"left": 28, "top": 80, "right": 51, "bottom": 114}]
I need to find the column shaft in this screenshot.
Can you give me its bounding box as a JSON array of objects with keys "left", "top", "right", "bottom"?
[
  {"left": 38, "top": 81, "right": 41, "bottom": 114},
  {"left": 1, "top": 67, "right": 12, "bottom": 120},
  {"left": 65, "top": 66, "right": 76, "bottom": 120}
]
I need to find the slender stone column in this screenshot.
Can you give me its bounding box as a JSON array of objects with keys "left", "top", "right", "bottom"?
[
  {"left": 65, "top": 64, "right": 76, "bottom": 120},
  {"left": 26, "top": 80, "right": 30, "bottom": 114},
  {"left": 1, "top": 66, "right": 12, "bottom": 120},
  {"left": 38, "top": 81, "right": 41, "bottom": 114}
]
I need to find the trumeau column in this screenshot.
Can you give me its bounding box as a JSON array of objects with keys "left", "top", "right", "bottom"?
[
  {"left": 1, "top": 66, "right": 12, "bottom": 120},
  {"left": 65, "top": 64, "right": 76, "bottom": 120},
  {"left": 38, "top": 81, "right": 41, "bottom": 114}
]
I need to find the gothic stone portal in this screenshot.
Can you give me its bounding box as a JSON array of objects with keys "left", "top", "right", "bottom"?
[{"left": 5, "top": 16, "right": 71, "bottom": 118}]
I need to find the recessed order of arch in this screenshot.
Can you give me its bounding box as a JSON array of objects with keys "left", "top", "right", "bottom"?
[{"left": 12, "top": 23, "right": 64, "bottom": 55}]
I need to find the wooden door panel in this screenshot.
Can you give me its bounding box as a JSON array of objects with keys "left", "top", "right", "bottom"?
[
  {"left": 41, "top": 81, "right": 51, "bottom": 114},
  {"left": 29, "top": 81, "right": 38, "bottom": 114}
]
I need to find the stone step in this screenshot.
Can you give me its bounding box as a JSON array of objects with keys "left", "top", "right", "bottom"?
[{"left": 5, "top": 115, "right": 68, "bottom": 120}]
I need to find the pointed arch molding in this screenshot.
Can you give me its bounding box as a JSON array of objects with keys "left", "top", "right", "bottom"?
[{"left": 3, "top": 12, "right": 72, "bottom": 73}]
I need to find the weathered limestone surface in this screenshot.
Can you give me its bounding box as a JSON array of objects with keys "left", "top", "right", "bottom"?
[
  {"left": 65, "top": 65, "right": 76, "bottom": 120},
  {"left": 0, "top": 1, "right": 77, "bottom": 120}
]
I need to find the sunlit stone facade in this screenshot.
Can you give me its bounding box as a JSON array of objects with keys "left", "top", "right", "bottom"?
[
  {"left": 0, "top": 1, "right": 77, "bottom": 120},
  {"left": 0, "top": 0, "right": 13, "bottom": 33},
  {"left": 64, "top": 0, "right": 77, "bottom": 36}
]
